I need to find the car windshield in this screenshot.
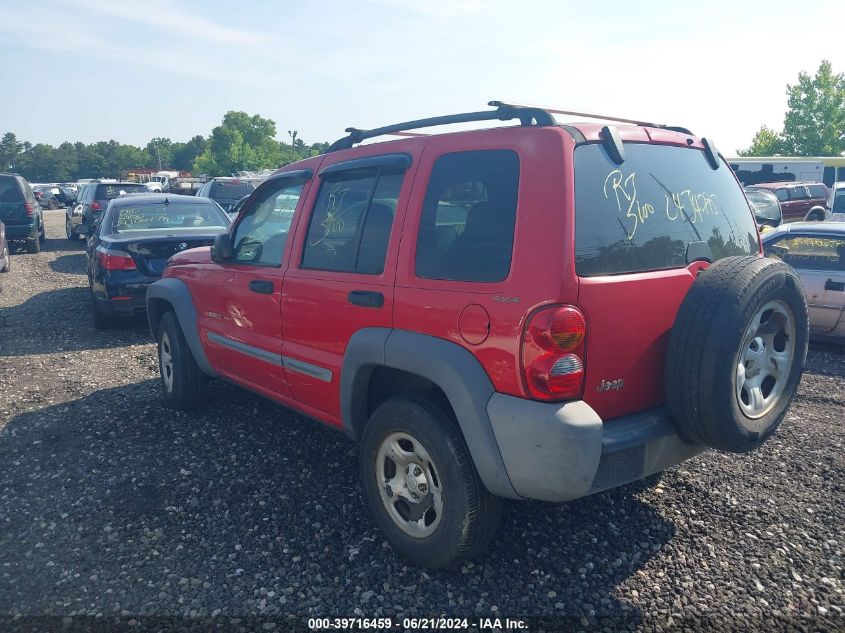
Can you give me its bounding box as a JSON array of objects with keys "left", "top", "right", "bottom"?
[
  {"left": 746, "top": 190, "right": 781, "bottom": 220},
  {"left": 96, "top": 183, "right": 148, "bottom": 200},
  {"left": 574, "top": 143, "right": 759, "bottom": 275},
  {"left": 108, "top": 202, "right": 229, "bottom": 233}
]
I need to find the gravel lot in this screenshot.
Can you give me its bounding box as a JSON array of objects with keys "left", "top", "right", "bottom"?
[{"left": 0, "top": 210, "right": 843, "bottom": 631}]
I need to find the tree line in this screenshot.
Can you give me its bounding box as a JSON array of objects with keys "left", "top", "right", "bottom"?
[
  {"left": 0, "top": 111, "right": 329, "bottom": 183},
  {"left": 739, "top": 60, "right": 845, "bottom": 157}
]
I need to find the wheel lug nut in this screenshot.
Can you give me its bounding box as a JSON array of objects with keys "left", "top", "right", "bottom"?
[
  {"left": 418, "top": 483, "right": 428, "bottom": 493},
  {"left": 413, "top": 466, "right": 422, "bottom": 476}
]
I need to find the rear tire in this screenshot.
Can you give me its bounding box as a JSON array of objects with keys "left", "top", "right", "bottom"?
[
  {"left": 25, "top": 237, "right": 40, "bottom": 254},
  {"left": 666, "top": 256, "right": 808, "bottom": 452},
  {"left": 359, "top": 395, "right": 501, "bottom": 568},
  {"left": 0, "top": 245, "right": 9, "bottom": 273},
  {"left": 804, "top": 207, "right": 826, "bottom": 222},
  {"left": 157, "top": 311, "right": 208, "bottom": 410},
  {"left": 48, "top": 199, "right": 58, "bottom": 210}
]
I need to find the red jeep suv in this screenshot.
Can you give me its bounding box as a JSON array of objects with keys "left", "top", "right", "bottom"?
[{"left": 147, "top": 102, "right": 808, "bottom": 567}]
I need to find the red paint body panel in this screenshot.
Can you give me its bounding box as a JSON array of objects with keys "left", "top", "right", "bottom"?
[{"left": 161, "top": 118, "right": 761, "bottom": 430}]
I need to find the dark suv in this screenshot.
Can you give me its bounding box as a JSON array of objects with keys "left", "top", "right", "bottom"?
[
  {"left": 0, "top": 173, "right": 45, "bottom": 253},
  {"left": 745, "top": 181, "right": 829, "bottom": 222},
  {"left": 67, "top": 181, "right": 149, "bottom": 239},
  {"left": 146, "top": 102, "right": 808, "bottom": 567},
  {"left": 195, "top": 178, "right": 256, "bottom": 213}
]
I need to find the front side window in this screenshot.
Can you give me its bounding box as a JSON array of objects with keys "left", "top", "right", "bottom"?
[
  {"left": 415, "top": 150, "right": 519, "bottom": 282},
  {"left": 765, "top": 234, "right": 845, "bottom": 272},
  {"left": 574, "top": 143, "right": 758, "bottom": 276},
  {"left": 233, "top": 180, "right": 306, "bottom": 266},
  {"left": 301, "top": 169, "right": 403, "bottom": 274}
]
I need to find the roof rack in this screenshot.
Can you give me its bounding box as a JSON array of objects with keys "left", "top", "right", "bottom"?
[
  {"left": 327, "top": 102, "right": 556, "bottom": 152},
  {"left": 327, "top": 100, "right": 694, "bottom": 152}
]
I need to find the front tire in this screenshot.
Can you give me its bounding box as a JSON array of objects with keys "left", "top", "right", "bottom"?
[
  {"left": 157, "top": 311, "right": 208, "bottom": 410},
  {"left": 359, "top": 396, "right": 501, "bottom": 568}
]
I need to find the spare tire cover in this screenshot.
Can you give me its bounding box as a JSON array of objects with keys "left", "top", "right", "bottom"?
[{"left": 666, "top": 256, "right": 808, "bottom": 453}]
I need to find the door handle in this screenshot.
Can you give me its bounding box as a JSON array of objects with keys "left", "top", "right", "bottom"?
[
  {"left": 248, "top": 280, "right": 274, "bottom": 294},
  {"left": 825, "top": 279, "right": 845, "bottom": 292},
  {"left": 348, "top": 290, "right": 384, "bottom": 308}
]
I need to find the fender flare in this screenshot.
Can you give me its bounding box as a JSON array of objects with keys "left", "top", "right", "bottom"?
[
  {"left": 341, "top": 328, "right": 519, "bottom": 499},
  {"left": 146, "top": 278, "right": 218, "bottom": 377},
  {"left": 804, "top": 206, "right": 827, "bottom": 221}
]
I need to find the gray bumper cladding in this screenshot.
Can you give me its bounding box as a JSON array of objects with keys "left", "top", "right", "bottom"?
[{"left": 487, "top": 395, "right": 703, "bottom": 502}]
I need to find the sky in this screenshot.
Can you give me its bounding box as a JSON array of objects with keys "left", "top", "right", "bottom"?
[{"left": 1, "top": 0, "right": 844, "bottom": 156}]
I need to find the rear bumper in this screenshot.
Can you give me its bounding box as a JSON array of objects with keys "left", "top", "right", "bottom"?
[
  {"left": 93, "top": 278, "right": 154, "bottom": 316},
  {"left": 4, "top": 224, "right": 38, "bottom": 240},
  {"left": 487, "top": 394, "right": 704, "bottom": 502}
]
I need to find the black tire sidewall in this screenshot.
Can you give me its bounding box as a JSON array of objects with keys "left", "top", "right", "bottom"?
[
  {"left": 712, "top": 281, "right": 808, "bottom": 449},
  {"left": 360, "top": 398, "right": 481, "bottom": 568},
  {"left": 157, "top": 311, "right": 206, "bottom": 410}
]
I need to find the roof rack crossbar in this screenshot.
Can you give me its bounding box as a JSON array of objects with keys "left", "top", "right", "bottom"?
[{"left": 327, "top": 103, "right": 556, "bottom": 152}]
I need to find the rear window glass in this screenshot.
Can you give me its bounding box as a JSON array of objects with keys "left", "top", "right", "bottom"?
[
  {"left": 210, "top": 181, "right": 255, "bottom": 200},
  {"left": 574, "top": 143, "right": 758, "bottom": 276},
  {"left": 108, "top": 202, "right": 229, "bottom": 233},
  {"left": 765, "top": 235, "right": 845, "bottom": 271},
  {"left": 0, "top": 176, "right": 23, "bottom": 202},
  {"left": 95, "top": 183, "right": 148, "bottom": 199}
]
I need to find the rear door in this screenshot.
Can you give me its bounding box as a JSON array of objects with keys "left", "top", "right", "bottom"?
[
  {"left": 0, "top": 175, "right": 29, "bottom": 228},
  {"left": 280, "top": 145, "right": 419, "bottom": 424},
  {"left": 574, "top": 140, "right": 760, "bottom": 420},
  {"left": 763, "top": 232, "right": 845, "bottom": 334},
  {"left": 197, "top": 170, "right": 317, "bottom": 399}
]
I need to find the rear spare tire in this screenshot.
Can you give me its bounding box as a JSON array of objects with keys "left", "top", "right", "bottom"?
[{"left": 666, "top": 256, "right": 808, "bottom": 453}]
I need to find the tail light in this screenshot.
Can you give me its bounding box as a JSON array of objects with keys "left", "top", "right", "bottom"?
[
  {"left": 24, "top": 202, "right": 34, "bottom": 217},
  {"left": 522, "top": 305, "right": 586, "bottom": 401},
  {"left": 90, "top": 201, "right": 102, "bottom": 212},
  {"left": 97, "top": 249, "right": 136, "bottom": 270}
]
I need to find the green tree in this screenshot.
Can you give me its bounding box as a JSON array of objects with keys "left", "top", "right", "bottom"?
[
  {"left": 193, "top": 111, "right": 283, "bottom": 176},
  {"left": 173, "top": 135, "right": 207, "bottom": 172},
  {"left": 739, "top": 60, "right": 845, "bottom": 157},
  {"left": 736, "top": 126, "right": 784, "bottom": 156},
  {"left": 781, "top": 60, "right": 845, "bottom": 156}
]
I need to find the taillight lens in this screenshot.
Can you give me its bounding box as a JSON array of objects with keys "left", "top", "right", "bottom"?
[
  {"left": 90, "top": 201, "right": 102, "bottom": 211},
  {"left": 24, "top": 202, "right": 34, "bottom": 216},
  {"left": 97, "top": 249, "right": 136, "bottom": 270},
  {"left": 522, "top": 305, "right": 586, "bottom": 401}
]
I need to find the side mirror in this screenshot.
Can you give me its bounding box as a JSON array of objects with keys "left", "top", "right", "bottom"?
[{"left": 211, "top": 233, "right": 233, "bottom": 262}]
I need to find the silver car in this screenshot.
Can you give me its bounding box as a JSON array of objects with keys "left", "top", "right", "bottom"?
[{"left": 762, "top": 222, "right": 845, "bottom": 342}]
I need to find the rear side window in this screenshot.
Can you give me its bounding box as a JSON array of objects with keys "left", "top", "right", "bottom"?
[
  {"left": 95, "top": 183, "right": 147, "bottom": 199},
  {"left": 415, "top": 150, "right": 519, "bottom": 282},
  {"left": 788, "top": 187, "right": 808, "bottom": 200},
  {"left": 301, "top": 170, "right": 403, "bottom": 274},
  {"left": 765, "top": 235, "right": 845, "bottom": 272},
  {"left": 0, "top": 176, "right": 24, "bottom": 202},
  {"left": 807, "top": 184, "right": 828, "bottom": 199},
  {"left": 574, "top": 143, "right": 758, "bottom": 276}
]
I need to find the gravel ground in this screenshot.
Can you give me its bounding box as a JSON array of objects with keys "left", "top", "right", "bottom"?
[{"left": 0, "top": 210, "right": 843, "bottom": 632}]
